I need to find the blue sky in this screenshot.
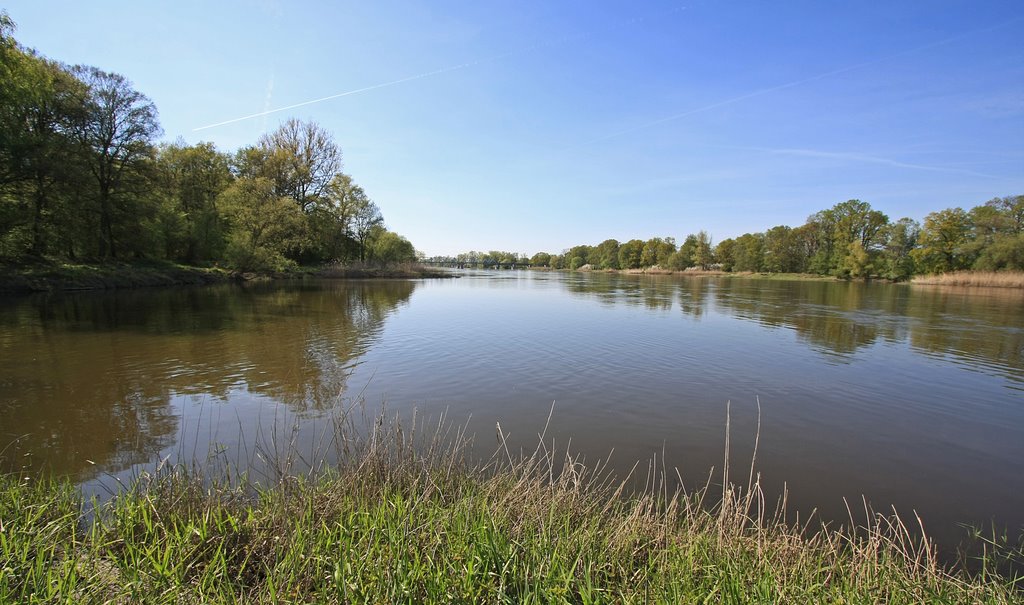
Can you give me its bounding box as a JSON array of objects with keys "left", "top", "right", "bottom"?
[{"left": 6, "top": 0, "right": 1023, "bottom": 256}]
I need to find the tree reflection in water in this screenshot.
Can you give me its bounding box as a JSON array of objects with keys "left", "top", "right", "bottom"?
[{"left": 0, "top": 280, "right": 415, "bottom": 479}]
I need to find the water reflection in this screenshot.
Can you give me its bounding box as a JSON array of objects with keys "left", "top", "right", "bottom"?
[
  {"left": 557, "top": 274, "right": 1023, "bottom": 380},
  {"left": 0, "top": 280, "right": 415, "bottom": 478}
]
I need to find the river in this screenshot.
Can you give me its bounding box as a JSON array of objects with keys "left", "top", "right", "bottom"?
[{"left": 1, "top": 271, "right": 1022, "bottom": 552}]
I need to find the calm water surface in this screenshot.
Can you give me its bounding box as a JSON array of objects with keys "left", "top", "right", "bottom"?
[{"left": 1, "top": 271, "right": 1022, "bottom": 549}]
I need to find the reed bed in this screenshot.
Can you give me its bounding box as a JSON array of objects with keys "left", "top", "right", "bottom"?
[
  {"left": 1, "top": 407, "right": 1021, "bottom": 604},
  {"left": 912, "top": 271, "right": 1024, "bottom": 288}
]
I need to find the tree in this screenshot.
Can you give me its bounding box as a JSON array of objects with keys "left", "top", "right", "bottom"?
[
  {"left": 880, "top": 217, "right": 919, "bottom": 280},
  {"left": 985, "top": 195, "right": 1023, "bottom": 234},
  {"left": 593, "top": 239, "right": 620, "bottom": 269},
  {"left": 618, "top": 239, "right": 644, "bottom": 269},
  {"left": 73, "top": 66, "right": 161, "bottom": 259},
  {"left": 219, "top": 177, "right": 304, "bottom": 271},
  {"left": 667, "top": 235, "right": 698, "bottom": 270},
  {"left": 253, "top": 118, "right": 341, "bottom": 213},
  {"left": 762, "top": 225, "right": 805, "bottom": 273},
  {"left": 692, "top": 230, "right": 714, "bottom": 270},
  {"left": 0, "top": 18, "right": 86, "bottom": 257},
  {"left": 367, "top": 227, "right": 416, "bottom": 264},
  {"left": 840, "top": 240, "right": 872, "bottom": 278},
  {"left": 640, "top": 236, "right": 675, "bottom": 268},
  {"left": 912, "top": 208, "right": 974, "bottom": 274},
  {"left": 154, "top": 141, "right": 232, "bottom": 262},
  {"left": 715, "top": 238, "right": 736, "bottom": 271},
  {"left": 732, "top": 233, "right": 765, "bottom": 272},
  {"left": 530, "top": 251, "right": 552, "bottom": 267},
  {"left": 350, "top": 196, "right": 383, "bottom": 262}
]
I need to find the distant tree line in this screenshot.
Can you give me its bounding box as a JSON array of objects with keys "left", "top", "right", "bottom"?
[
  {"left": 0, "top": 12, "right": 416, "bottom": 271},
  {"left": 436, "top": 196, "right": 1023, "bottom": 279}
]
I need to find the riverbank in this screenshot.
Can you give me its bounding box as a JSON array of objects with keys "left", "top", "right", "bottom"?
[
  {"left": 605, "top": 267, "right": 861, "bottom": 282},
  {"left": 2, "top": 416, "right": 1019, "bottom": 603},
  {"left": 911, "top": 270, "right": 1024, "bottom": 289},
  {"left": 0, "top": 260, "right": 452, "bottom": 294}
]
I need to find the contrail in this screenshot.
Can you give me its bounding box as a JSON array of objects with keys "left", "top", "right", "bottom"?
[
  {"left": 574, "top": 17, "right": 1021, "bottom": 147},
  {"left": 194, "top": 4, "right": 690, "bottom": 132},
  {"left": 758, "top": 147, "right": 999, "bottom": 179}
]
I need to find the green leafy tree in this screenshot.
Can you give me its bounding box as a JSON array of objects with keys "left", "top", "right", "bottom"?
[
  {"left": 530, "top": 251, "right": 552, "bottom": 267},
  {"left": 732, "top": 233, "right": 765, "bottom": 272},
  {"left": 617, "top": 239, "right": 644, "bottom": 269},
  {"left": 594, "top": 239, "right": 620, "bottom": 269},
  {"left": 762, "top": 225, "right": 805, "bottom": 273},
  {"left": 912, "top": 208, "right": 974, "bottom": 274},
  {"left": 0, "top": 18, "right": 87, "bottom": 257},
  {"left": 250, "top": 118, "right": 341, "bottom": 214},
  {"left": 351, "top": 196, "right": 383, "bottom": 262},
  {"left": 154, "top": 141, "right": 233, "bottom": 262},
  {"left": 692, "top": 230, "right": 714, "bottom": 270},
  {"left": 219, "top": 177, "right": 304, "bottom": 271},
  {"left": 839, "top": 240, "right": 872, "bottom": 278},
  {"left": 640, "top": 236, "right": 676, "bottom": 267},
  {"left": 565, "top": 245, "right": 592, "bottom": 269},
  {"left": 73, "top": 65, "right": 161, "bottom": 259},
  {"left": 880, "top": 218, "right": 919, "bottom": 280},
  {"left": 367, "top": 227, "right": 416, "bottom": 264},
  {"left": 715, "top": 238, "right": 736, "bottom": 271}
]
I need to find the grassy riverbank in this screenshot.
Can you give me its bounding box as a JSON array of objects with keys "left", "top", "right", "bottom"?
[
  {"left": 613, "top": 267, "right": 853, "bottom": 282},
  {"left": 2, "top": 415, "right": 1019, "bottom": 604},
  {"left": 911, "top": 271, "right": 1024, "bottom": 289},
  {"left": 0, "top": 260, "right": 451, "bottom": 294}
]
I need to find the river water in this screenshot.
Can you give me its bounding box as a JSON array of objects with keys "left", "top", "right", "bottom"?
[{"left": 1, "top": 271, "right": 1022, "bottom": 551}]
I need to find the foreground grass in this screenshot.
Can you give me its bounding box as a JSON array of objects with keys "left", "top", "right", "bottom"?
[
  {"left": 912, "top": 270, "right": 1024, "bottom": 289},
  {"left": 2, "top": 415, "right": 1021, "bottom": 604}
]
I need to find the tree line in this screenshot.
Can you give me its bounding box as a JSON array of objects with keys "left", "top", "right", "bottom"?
[
  {"left": 0, "top": 12, "right": 416, "bottom": 271},
  {"left": 436, "top": 196, "right": 1023, "bottom": 279}
]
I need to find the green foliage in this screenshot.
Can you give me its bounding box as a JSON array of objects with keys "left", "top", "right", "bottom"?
[
  {"left": 692, "top": 230, "right": 714, "bottom": 270},
  {"left": 529, "top": 251, "right": 552, "bottom": 267},
  {"left": 617, "top": 238, "right": 644, "bottom": 269},
  {"left": 593, "top": 238, "right": 620, "bottom": 269},
  {"left": 715, "top": 238, "right": 736, "bottom": 271},
  {"left": 367, "top": 227, "right": 416, "bottom": 264},
  {"left": 641, "top": 236, "right": 676, "bottom": 268},
  {"left": 880, "top": 218, "right": 919, "bottom": 280},
  {"left": 219, "top": 177, "right": 304, "bottom": 271},
  {"left": 913, "top": 207, "right": 974, "bottom": 274},
  {"left": 0, "top": 20, "right": 419, "bottom": 270},
  {"left": 732, "top": 233, "right": 765, "bottom": 272},
  {"left": 973, "top": 233, "right": 1024, "bottom": 271},
  {"left": 154, "top": 141, "right": 233, "bottom": 263}
]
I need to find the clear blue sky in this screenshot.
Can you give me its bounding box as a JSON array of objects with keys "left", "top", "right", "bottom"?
[{"left": 6, "top": 0, "right": 1023, "bottom": 256}]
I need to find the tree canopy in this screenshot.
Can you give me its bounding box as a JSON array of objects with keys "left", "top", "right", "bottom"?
[{"left": 0, "top": 15, "right": 418, "bottom": 270}]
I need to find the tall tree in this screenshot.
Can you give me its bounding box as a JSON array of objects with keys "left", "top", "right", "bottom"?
[
  {"left": 618, "top": 239, "right": 644, "bottom": 269},
  {"left": 254, "top": 118, "right": 341, "bottom": 213},
  {"left": 154, "top": 141, "right": 233, "bottom": 262},
  {"left": 692, "top": 230, "right": 714, "bottom": 270},
  {"left": 1, "top": 15, "right": 86, "bottom": 256},
  {"left": 912, "top": 208, "right": 974, "bottom": 274},
  {"left": 880, "top": 217, "right": 919, "bottom": 280},
  {"left": 219, "top": 177, "right": 303, "bottom": 271},
  {"left": 350, "top": 196, "right": 383, "bottom": 262},
  {"left": 73, "top": 66, "right": 161, "bottom": 259}
]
